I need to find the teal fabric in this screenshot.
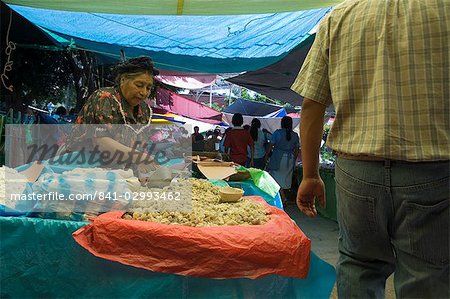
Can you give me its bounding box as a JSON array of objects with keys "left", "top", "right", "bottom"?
[
  {"left": 0, "top": 216, "right": 336, "bottom": 298},
  {"left": 228, "top": 180, "right": 283, "bottom": 210},
  {"left": 209, "top": 179, "right": 283, "bottom": 209},
  {"left": 208, "top": 179, "right": 230, "bottom": 187},
  {"left": 3, "top": 0, "right": 342, "bottom": 15}
]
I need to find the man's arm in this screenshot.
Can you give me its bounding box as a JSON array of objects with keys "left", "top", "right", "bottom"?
[{"left": 296, "top": 98, "right": 326, "bottom": 217}]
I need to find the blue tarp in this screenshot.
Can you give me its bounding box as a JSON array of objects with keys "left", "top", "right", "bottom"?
[
  {"left": 0, "top": 216, "right": 336, "bottom": 298},
  {"left": 7, "top": 4, "right": 331, "bottom": 73}
]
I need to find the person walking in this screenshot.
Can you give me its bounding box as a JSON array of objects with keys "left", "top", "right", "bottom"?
[
  {"left": 224, "top": 113, "right": 254, "bottom": 166},
  {"left": 265, "top": 116, "right": 299, "bottom": 205},
  {"left": 292, "top": 1, "right": 449, "bottom": 298},
  {"left": 247, "top": 118, "right": 268, "bottom": 169}
]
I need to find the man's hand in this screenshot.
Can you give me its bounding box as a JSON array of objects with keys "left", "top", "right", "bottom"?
[{"left": 296, "top": 177, "right": 325, "bottom": 217}]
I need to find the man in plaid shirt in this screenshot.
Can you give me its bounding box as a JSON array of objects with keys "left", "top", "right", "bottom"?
[{"left": 292, "top": 0, "right": 449, "bottom": 297}]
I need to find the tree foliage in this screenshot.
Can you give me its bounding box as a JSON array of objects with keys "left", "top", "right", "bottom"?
[
  {"left": 1, "top": 46, "right": 100, "bottom": 114},
  {"left": 1, "top": 47, "right": 75, "bottom": 112},
  {"left": 240, "top": 87, "right": 295, "bottom": 108}
]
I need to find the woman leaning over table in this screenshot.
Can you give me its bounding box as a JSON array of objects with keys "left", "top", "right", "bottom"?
[{"left": 64, "top": 56, "right": 159, "bottom": 175}]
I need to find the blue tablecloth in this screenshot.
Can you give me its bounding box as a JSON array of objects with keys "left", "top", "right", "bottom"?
[
  {"left": 228, "top": 180, "right": 283, "bottom": 209},
  {"left": 0, "top": 216, "right": 335, "bottom": 299}
]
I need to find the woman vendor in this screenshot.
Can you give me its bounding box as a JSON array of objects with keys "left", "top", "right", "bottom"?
[{"left": 64, "top": 56, "right": 159, "bottom": 175}]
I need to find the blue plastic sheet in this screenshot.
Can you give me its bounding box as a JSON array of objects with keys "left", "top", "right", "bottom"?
[
  {"left": 0, "top": 216, "right": 335, "bottom": 298},
  {"left": 8, "top": 4, "right": 331, "bottom": 73},
  {"left": 228, "top": 180, "right": 283, "bottom": 209}
]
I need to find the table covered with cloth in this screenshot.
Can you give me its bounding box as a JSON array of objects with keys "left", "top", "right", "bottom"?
[
  {"left": 0, "top": 216, "right": 335, "bottom": 298},
  {"left": 1, "top": 158, "right": 336, "bottom": 298}
]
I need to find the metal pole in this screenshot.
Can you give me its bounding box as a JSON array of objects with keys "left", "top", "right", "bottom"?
[{"left": 209, "top": 84, "right": 213, "bottom": 108}]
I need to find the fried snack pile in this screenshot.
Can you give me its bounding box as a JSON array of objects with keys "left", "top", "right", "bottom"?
[
  {"left": 123, "top": 179, "right": 270, "bottom": 227},
  {"left": 0, "top": 166, "right": 28, "bottom": 206}
]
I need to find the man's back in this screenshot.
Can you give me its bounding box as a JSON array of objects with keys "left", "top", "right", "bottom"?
[
  {"left": 293, "top": 2, "right": 450, "bottom": 297},
  {"left": 293, "top": 0, "right": 450, "bottom": 161}
]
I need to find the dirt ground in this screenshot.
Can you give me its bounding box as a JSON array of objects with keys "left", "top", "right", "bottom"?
[{"left": 283, "top": 196, "right": 396, "bottom": 299}]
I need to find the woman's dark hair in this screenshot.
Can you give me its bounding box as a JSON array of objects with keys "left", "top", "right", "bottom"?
[
  {"left": 114, "top": 56, "right": 159, "bottom": 86},
  {"left": 281, "top": 116, "right": 293, "bottom": 141},
  {"left": 55, "top": 106, "right": 67, "bottom": 116},
  {"left": 250, "top": 118, "right": 261, "bottom": 141},
  {"left": 232, "top": 113, "right": 244, "bottom": 126}
]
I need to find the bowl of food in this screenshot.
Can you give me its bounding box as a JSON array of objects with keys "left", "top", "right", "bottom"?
[{"left": 219, "top": 187, "right": 244, "bottom": 202}]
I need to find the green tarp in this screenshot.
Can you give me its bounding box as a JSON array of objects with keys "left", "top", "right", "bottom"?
[{"left": 3, "top": 0, "right": 344, "bottom": 15}]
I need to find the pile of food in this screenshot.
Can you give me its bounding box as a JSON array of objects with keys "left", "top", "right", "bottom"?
[
  {"left": 0, "top": 166, "right": 28, "bottom": 206},
  {"left": 123, "top": 179, "right": 270, "bottom": 227}
]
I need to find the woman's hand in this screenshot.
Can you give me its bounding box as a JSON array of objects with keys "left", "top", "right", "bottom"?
[
  {"left": 296, "top": 177, "right": 325, "bottom": 217},
  {"left": 136, "top": 160, "right": 158, "bottom": 185}
]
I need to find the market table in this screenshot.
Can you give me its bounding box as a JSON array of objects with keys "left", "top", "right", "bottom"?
[
  {"left": 0, "top": 215, "right": 335, "bottom": 299},
  {"left": 1, "top": 159, "right": 336, "bottom": 298}
]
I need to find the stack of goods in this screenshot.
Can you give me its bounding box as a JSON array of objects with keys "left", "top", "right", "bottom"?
[
  {"left": 0, "top": 166, "right": 29, "bottom": 209},
  {"left": 74, "top": 184, "right": 311, "bottom": 279},
  {"left": 124, "top": 179, "right": 269, "bottom": 226},
  {"left": 31, "top": 167, "right": 137, "bottom": 218}
]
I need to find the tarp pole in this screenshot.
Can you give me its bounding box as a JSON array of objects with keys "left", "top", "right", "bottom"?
[{"left": 209, "top": 84, "right": 212, "bottom": 108}]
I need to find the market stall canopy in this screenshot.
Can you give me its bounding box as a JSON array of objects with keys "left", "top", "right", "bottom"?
[
  {"left": 223, "top": 98, "right": 286, "bottom": 117},
  {"left": 0, "top": 2, "right": 54, "bottom": 47},
  {"left": 222, "top": 112, "right": 300, "bottom": 134},
  {"left": 156, "top": 87, "right": 222, "bottom": 124},
  {"left": 222, "top": 98, "right": 299, "bottom": 133},
  {"left": 3, "top": 0, "right": 343, "bottom": 15},
  {"left": 227, "top": 34, "right": 314, "bottom": 106},
  {"left": 157, "top": 71, "right": 217, "bottom": 90},
  {"left": 6, "top": 4, "right": 331, "bottom": 73}
]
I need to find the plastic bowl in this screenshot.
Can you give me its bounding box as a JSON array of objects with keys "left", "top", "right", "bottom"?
[{"left": 219, "top": 187, "right": 244, "bottom": 202}]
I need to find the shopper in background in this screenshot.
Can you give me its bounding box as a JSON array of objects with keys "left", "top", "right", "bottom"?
[
  {"left": 191, "top": 126, "right": 205, "bottom": 152},
  {"left": 292, "top": 0, "right": 449, "bottom": 297},
  {"left": 224, "top": 113, "right": 254, "bottom": 166},
  {"left": 247, "top": 118, "right": 267, "bottom": 169},
  {"left": 219, "top": 127, "right": 232, "bottom": 154},
  {"left": 265, "top": 116, "right": 299, "bottom": 204}
]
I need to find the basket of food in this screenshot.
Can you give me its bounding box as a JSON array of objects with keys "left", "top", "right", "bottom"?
[
  {"left": 73, "top": 179, "right": 311, "bottom": 279},
  {"left": 219, "top": 186, "right": 244, "bottom": 202}
]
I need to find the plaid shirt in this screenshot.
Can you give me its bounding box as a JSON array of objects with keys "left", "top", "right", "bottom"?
[{"left": 292, "top": 0, "right": 450, "bottom": 161}]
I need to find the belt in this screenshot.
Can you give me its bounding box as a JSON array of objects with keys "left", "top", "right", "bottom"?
[{"left": 337, "top": 152, "right": 386, "bottom": 161}]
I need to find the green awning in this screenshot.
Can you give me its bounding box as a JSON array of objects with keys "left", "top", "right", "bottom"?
[{"left": 3, "top": 0, "right": 343, "bottom": 15}]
